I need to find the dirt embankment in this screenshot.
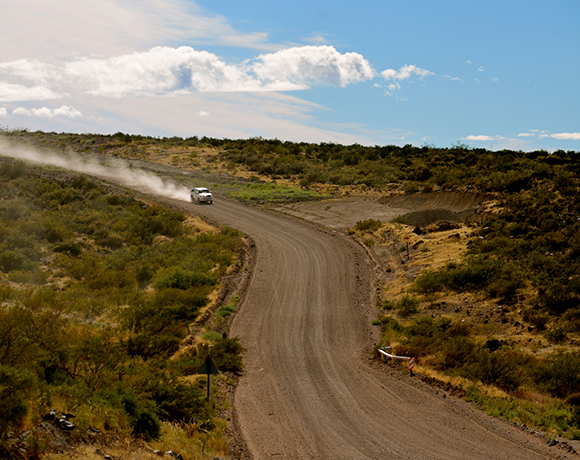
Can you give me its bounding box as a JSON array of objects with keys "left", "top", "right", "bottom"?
[{"left": 276, "top": 190, "right": 495, "bottom": 231}]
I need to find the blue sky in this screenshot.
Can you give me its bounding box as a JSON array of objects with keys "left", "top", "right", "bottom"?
[{"left": 1, "top": 0, "right": 579, "bottom": 151}]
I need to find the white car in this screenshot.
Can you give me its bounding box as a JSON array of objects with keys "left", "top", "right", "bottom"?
[{"left": 190, "top": 187, "right": 213, "bottom": 204}]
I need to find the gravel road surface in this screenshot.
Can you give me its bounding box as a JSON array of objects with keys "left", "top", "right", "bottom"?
[{"left": 178, "top": 197, "right": 577, "bottom": 460}]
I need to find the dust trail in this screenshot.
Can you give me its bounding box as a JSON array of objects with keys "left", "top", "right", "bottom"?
[{"left": 0, "top": 139, "right": 191, "bottom": 202}]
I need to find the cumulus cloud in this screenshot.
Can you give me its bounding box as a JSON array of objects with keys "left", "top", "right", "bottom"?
[
  {"left": 381, "top": 64, "right": 433, "bottom": 81},
  {"left": 65, "top": 46, "right": 260, "bottom": 96},
  {"left": 12, "top": 105, "right": 82, "bottom": 118},
  {"left": 1, "top": 45, "right": 374, "bottom": 100},
  {"left": 253, "top": 46, "right": 374, "bottom": 89},
  {"left": 0, "top": 107, "right": 7, "bottom": 117},
  {"left": 543, "top": 132, "right": 580, "bottom": 140},
  {"left": 462, "top": 135, "right": 495, "bottom": 141}
]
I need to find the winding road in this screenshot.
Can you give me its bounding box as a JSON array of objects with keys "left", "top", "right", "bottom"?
[
  {"left": 2, "top": 139, "right": 577, "bottom": 459},
  {"left": 180, "top": 197, "right": 576, "bottom": 460}
]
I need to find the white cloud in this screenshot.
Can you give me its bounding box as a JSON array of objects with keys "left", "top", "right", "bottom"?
[
  {"left": 462, "top": 135, "right": 495, "bottom": 141},
  {"left": 12, "top": 105, "right": 82, "bottom": 118},
  {"left": 0, "top": 107, "right": 7, "bottom": 117},
  {"left": 0, "top": 59, "right": 59, "bottom": 86},
  {"left": 518, "top": 131, "right": 580, "bottom": 140},
  {"left": 544, "top": 132, "right": 580, "bottom": 140},
  {"left": 0, "top": 82, "right": 61, "bottom": 102},
  {"left": 65, "top": 46, "right": 260, "bottom": 96},
  {"left": 381, "top": 64, "right": 433, "bottom": 81},
  {"left": 53, "top": 105, "right": 83, "bottom": 118},
  {"left": 1, "top": 45, "right": 374, "bottom": 100},
  {"left": 304, "top": 35, "right": 330, "bottom": 45},
  {"left": 1, "top": 0, "right": 274, "bottom": 61},
  {"left": 253, "top": 46, "right": 374, "bottom": 89},
  {"left": 198, "top": 111, "right": 210, "bottom": 117}
]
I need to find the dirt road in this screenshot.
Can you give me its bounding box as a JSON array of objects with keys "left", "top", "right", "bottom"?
[
  {"left": 2, "top": 137, "right": 577, "bottom": 459},
  {"left": 180, "top": 197, "right": 576, "bottom": 460}
]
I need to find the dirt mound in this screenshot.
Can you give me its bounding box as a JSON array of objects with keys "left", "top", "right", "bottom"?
[
  {"left": 276, "top": 191, "right": 495, "bottom": 231},
  {"left": 401, "top": 208, "right": 463, "bottom": 227},
  {"left": 377, "top": 190, "right": 492, "bottom": 212},
  {"left": 380, "top": 191, "right": 493, "bottom": 227}
]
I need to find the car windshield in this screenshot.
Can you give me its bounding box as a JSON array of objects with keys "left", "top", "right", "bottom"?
[{"left": 197, "top": 188, "right": 209, "bottom": 193}]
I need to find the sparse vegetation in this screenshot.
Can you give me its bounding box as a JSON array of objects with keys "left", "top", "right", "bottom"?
[
  {"left": 0, "top": 157, "right": 244, "bottom": 458},
  {"left": 3, "top": 128, "right": 580, "bottom": 443}
]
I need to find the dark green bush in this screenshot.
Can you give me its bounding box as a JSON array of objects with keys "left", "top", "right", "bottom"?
[
  {"left": 0, "top": 366, "right": 37, "bottom": 437},
  {"left": 154, "top": 268, "right": 216, "bottom": 290},
  {"left": 181, "top": 337, "right": 246, "bottom": 375},
  {"left": 544, "top": 324, "right": 568, "bottom": 344},
  {"left": 523, "top": 309, "right": 550, "bottom": 331},
  {"left": 152, "top": 378, "right": 213, "bottom": 423},
  {"left": 533, "top": 351, "right": 580, "bottom": 398},
  {"left": 354, "top": 219, "right": 382, "bottom": 232},
  {"left": 121, "top": 392, "right": 161, "bottom": 441},
  {"left": 397, "top": 294, "right": 420, "bottom": 317},
  {"left": 463, "top": 350, "right": 522, "bottom": 392},
  {"left": 440, "top": 336, "right": 478, "bottom": 370},
  {"left": 412, "top": 270, "right": 447, "bottom": 294}
]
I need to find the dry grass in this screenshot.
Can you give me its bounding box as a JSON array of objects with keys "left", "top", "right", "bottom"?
[{"left": 46, "top": 421, "right": 228, "bottom": 460}]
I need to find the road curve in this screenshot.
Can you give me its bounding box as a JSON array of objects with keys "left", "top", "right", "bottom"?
[
  {"left": 5, "top": 145, "right": 574, "bottom": 459},
  {"left": 182, "top": 197, "right": 576, "bottom": 460}
]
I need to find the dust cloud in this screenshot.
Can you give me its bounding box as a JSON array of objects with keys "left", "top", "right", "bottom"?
[{"left": 0, "top": 139, "right": 191, "bottom": 202}]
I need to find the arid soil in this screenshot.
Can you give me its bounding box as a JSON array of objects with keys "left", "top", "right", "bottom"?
[{"left": 274, "top": 190, "right": 492, "bottom": 231}]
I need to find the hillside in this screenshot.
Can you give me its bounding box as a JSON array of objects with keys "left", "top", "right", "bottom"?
[
  {"left": 2, "top": 129, "right": 580, "bottom": 455},
  {"left": 0, "top": 154, "right": 248, "bottom": 459}
]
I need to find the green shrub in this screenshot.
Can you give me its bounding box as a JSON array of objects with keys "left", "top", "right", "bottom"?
[
  {"left": 217, "top": 302, "right": 238, "bottom": 319},
  {"left": 354, "top": 219, "right": 382, "bottom": 232},
  {"left": 211, "top": 337, "right": 246, "bottom": 374},
  {"left": 404, "top": 182, "right": 419, "bottom": 194},
  {"left": 126, "top": 333, "right": 183, "bottom": 359},
  {"left": 397, "top": 294, "right": 420, "bottom": 317},
  {"left": 440, "top": 336, "right": 478, "bottom": 370},
  {"left": 153, "top": 378, "right": 214, "bottom": 423},
  {"left": 544, "top": 324, "right": 568, "bottom": 344},
  {"left": 154, "top": 268, "right": 216, "bottom": 290},
  {"left": 533, "top": 352, "right": 580, "bottom": 398},
  {"left": 202, "top": 331, "right": 223, "bottom": 342},
  {"left": 523, "top": 309, "right": 550, "bottom": 331},
  {"left": 0, "top": 366, "right": 37, "bottom": 437},
  {"left": 132, "top": 410, "right": 161, "bottom": 441},
  {"left": 463, "top": 350, "right": 522, "bottom": 392},
  {"left": 412, "top": 270, "right": 447, "bottom": 294},
  {"left": 121, "top": 392, "right": 161, "bottom": 441},
  {"left": 381, "top": 299, "right": 396, "bottom": 310},
  {"left": 181, "top": 337, "right": 246, "bottom": 375}
]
